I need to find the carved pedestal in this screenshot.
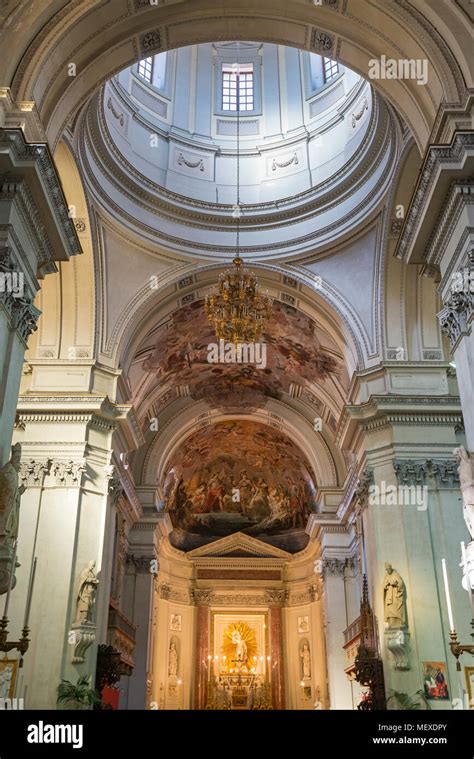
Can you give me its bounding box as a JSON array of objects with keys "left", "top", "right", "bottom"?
[
  {"left": 70, "top": 622, "right": 96, "bottom": 664},
  {"left": 385, "top": 629, "right": 410, "bottom": 670}
]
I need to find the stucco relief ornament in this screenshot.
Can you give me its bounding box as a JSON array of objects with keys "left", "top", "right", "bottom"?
[
  {"left": 141, "top": 30, "right": 161, "bottom": 54},
  {"left": 453, "top": 446, "right": 474, "bottom": 540},
  {"left": 311, "top": 30, "right": 334, "bottom": 52}
]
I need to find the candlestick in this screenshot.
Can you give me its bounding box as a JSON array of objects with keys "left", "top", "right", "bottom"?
[
  {"left": 442, "top": 558, "right": 455, "bottom": 632},
  {"left": 3, "top": 540, "right": 18, "bottom": 620},
  {"left": 23, "top": 557, "right": 37, "bottom": 629}
]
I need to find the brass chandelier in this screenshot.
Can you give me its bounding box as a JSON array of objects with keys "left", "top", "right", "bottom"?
[{"left": 206, "top": 54, "right": 272, "bottom": 344}]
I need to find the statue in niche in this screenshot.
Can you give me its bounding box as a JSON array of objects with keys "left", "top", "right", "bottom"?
[
  {"left": 300, "top": 642, "right": 311, "bottom": 680},
  {"left": 0, "top": 443, "right": 26, "bottom": 547},
  {"left": 168, "top": 641, "right": 178, "bottom": 677},
  {"left": 383, "top": 562, "right": 407, "bottom": 629},
  {"left": 454, "top": 446, "right": 474, "bottom": 540},
  {"left": 75, "top": 561, "right": 99, "bottom": 625},
  {"left": 231, "top": 629, "right": 248, "bottom": 664}
]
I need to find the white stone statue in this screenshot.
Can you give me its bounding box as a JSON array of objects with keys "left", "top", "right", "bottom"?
[
  {"left": 168, "top": 641, "right": 178, "bottom": 676},
  {"left": 75, "top": 561, "right": 99, "bottom": 624},
  {"left": 453, "top": 446, "right": 474, "bottom": 540},
  {"left": 231, "top": 630, "right": 248, "bottom": 663},
  {"left": 383, "top": 562, "right": 407, "bottom": 629},
  {"left": 300, "top": 642, "right": 311, "bottom": 680},
  {"left": 0, "top": 443, "right": 26, "bottom": 547}
]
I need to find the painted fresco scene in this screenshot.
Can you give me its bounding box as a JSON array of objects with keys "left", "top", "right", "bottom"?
[{"left": 163, "top": 421, "right": 318, "bottom": 552}]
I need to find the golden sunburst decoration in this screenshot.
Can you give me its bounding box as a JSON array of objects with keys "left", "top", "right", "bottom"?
[{"left": 222, "top": 622, "right": 258, "bottom": 671}]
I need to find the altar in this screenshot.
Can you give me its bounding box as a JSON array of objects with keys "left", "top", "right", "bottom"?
[{"left": 205, "top": 613, "right": 272, "bottom": 709}]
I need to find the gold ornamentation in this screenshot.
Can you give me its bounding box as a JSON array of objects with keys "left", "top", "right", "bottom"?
[
  {"left": 221, "top": 621, "right": 257, "bottom": 671},
  {"left": 205, "top": 256, "right": 272, "bottom": 343}
]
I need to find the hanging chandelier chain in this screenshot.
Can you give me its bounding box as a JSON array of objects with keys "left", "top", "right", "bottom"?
[
  {"left": 205, "top": 41, "right": 272, "bottom": 345},
  {"left": 236, "top": 44, "right": 241, "bottom": 252}
]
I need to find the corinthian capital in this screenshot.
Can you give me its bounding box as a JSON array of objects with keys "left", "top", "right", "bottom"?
[{"left": 438, "top": 252, "right": 474, "bottom": 350}]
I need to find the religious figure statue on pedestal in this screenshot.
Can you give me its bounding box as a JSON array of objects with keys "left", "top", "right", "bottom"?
[
  {"left": 75, "top": 561, "right": 99, "bottom": 625},
  {"left": 383, "top": 562, "right": 407, "bottom": 629},
  {"left": 168, "top": 642, "right": 178, "bottom": 677},
  {"left": 231, "top": 629, "right": 248, "bottom": 664},
  {"left": 300, "top": 642, "right": 311, "bottom": 680},
  {"left": 0, "top": 443, "right": 26, "bottom": 547},
  {"left": 453, "top": 446, "right": 474, "bottom": 540}
]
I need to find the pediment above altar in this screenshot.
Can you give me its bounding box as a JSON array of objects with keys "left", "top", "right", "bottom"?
[{"left": 186, "top": 532, "right": 291, "bottom": 560}]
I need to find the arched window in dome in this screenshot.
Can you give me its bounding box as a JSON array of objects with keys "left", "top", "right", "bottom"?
[
  {"left": 136, "top": 52, "right": 168, "bottom": 91},
  {"left": 137, "top": 56, "right": 153, "bottom": 83},
  {"left": 323, "top": 57, "right": 339, "bottom": 83},
  {"left": 222, "top": 63, "right": 254, "bottom": 112}
]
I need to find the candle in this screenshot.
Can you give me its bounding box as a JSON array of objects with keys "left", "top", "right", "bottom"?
[
  {"left": 441, "top": 558, "right": 455, "bottom": 632},
  {"left": 3, "top": 540, "right": 18, "bottom": 620},
  {"left": 461, "top": 541, "right": 468, "bottom": 571},
  {"left": 23, "top": 557, "right": 37, "bottom": 629}
]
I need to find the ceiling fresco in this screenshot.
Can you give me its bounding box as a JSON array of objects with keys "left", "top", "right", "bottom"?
[
  {"left": 163, "top": 421, "right": 318, "bottom": 552},
  {"left": 142, "top": 299, "right": 344, "bottom": 411}
]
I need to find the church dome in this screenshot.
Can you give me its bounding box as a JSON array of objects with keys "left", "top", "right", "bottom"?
[{"left": 78, "top": 41, "right": 400, "bottom": 260}]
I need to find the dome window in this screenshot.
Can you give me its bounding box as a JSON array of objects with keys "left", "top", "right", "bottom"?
[
  {"left": 137, "top": 56, "right": 153, "bottom": 83},
  {"left": 222, "top": 63, "right": 254, "bottom": 112}
]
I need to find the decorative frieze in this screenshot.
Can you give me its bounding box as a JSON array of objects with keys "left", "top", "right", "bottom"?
[
  {"left": 211, "top": 594, "right": 268, "bottom": 606},
  {"left": 394, "top": 459, "right": 459, "bottom": 488},
  {"left": 396, "top": 133, "right": 474, "bottom": 262}
]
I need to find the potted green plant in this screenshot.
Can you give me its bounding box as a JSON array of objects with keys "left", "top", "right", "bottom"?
[
  {"left": 387, "top": 689, "right": 431, "bottom": 710},
  {"left": 57, "top": 674, "right": 102, "bottom": 710}
]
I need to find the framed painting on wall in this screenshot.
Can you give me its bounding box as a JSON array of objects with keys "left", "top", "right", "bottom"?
[{"left": 421, "top": 661, "right": 450, "bottom": 701}]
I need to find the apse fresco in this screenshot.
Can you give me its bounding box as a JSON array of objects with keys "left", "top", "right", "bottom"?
[
  {"left": 142, "top": 299, "right": 342, "bottom": 410},
  {"left": 163, "top": 421, "right": 317, "bottom": 552}
]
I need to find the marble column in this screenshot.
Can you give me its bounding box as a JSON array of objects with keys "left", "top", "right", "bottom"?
[
  {"left": 268, "top": 600, "right": 286, "bottom": 709},
  {"left": 121, "top": 552, "right": 156, "bottom": 709},
  {"left": 320, "top": 555, "right": 355, "bottom": 709},
  {"left": 194, "top": 600, "right": 210, "bottom": 709}
]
